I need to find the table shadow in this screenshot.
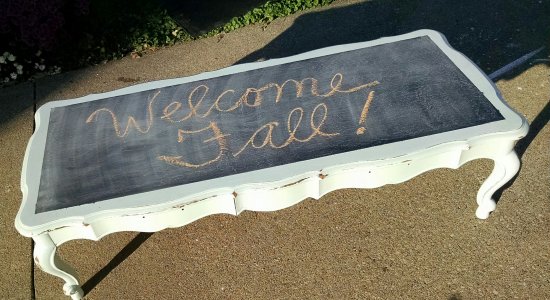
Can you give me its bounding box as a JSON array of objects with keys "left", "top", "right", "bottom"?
[
  {"left": 81, "top": 232, "right": 154, "bottom": 296},
  {"left": 237, "top": 0, "right": 550, "bottom": 77}
]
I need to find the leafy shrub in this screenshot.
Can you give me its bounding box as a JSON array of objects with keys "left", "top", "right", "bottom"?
[
  {"left": 0, "top": 0, "right": 89, "bottom": 84},
  {"left": 0, "top": 50, "right": 61, "bottom": 83},
  {"left": 0, "top": 0, "right": 335, "bottom": 86},
  {"left": 212, "top": 0, "right": 336, "bottom": 34},
  {"left": 71, "top": 0, "right": 190, "bottom": 65}
]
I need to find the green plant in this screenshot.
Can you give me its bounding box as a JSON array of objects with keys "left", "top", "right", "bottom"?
[
  {"left": 0, "top": 0, "right": 88, "bottom": 84},
  {"left": 0, "top": 50, "right": 61, "bottom": 85},
  {"left": 209, "top": 0, "right": 336, "bottom": 35},
  {"left": 66, "top": 0, "right": 191, "bottom": 66},
  {"left": 1, "top": 0, "right": 335, "bottom": 86}
]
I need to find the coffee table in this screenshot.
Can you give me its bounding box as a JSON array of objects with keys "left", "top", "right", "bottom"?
[{"left": 15, "top": 30, "right": 528, "bottom": 299}]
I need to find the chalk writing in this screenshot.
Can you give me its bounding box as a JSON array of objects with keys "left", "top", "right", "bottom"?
[
  {"left": 233, "top": 102, "right": 339, "bottom": 157},
  {"left": 158, "top": 122, "right": 229, "bottom": 168},
  {"left": 86, "top": 91, "right": 161, "bottom": 138},
  {"left": 356, "top": 91, "right": 376, "bottom": 135},
  {"left": 85, "top": 72, "right": 380, "bottom": 169},
  {"left": 158, "top": 72, "right": 379, "bottom": 123}
]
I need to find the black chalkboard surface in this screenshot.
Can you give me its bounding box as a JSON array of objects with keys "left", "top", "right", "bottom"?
[{"left": 36, "top": 36, "right": 503, "bottom": 213}]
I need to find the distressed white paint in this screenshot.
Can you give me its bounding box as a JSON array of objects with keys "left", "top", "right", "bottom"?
[{"left": 15, "top": 30, "right": 528, "bottom": 299}]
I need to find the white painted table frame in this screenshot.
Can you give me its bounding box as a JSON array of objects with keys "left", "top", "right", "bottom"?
[{"left": 15, "top": 30, "right": 528, "bottom": 299}]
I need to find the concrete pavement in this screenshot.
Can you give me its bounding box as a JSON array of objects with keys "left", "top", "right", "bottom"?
[
  {"left": 1, "top": 0, "right": 549, "bottom": 299},
  {"left": 0, "top": 82, "right": 34, "bottom": 300}
]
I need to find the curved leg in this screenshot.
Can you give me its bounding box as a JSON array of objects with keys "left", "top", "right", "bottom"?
[
  {"left": 33, "top": 234, "right": 84, "bottom": 300},
  {"left": 475, "top": 151, "right": 520, "bottom": 219}
]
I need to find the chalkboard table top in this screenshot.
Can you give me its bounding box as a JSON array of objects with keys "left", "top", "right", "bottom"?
[
  {"left": 15, "top": 30, "right": 528, "bottom": 299},
  {"left": 16, "top": 29, "right": 527, "bottom": 234}
]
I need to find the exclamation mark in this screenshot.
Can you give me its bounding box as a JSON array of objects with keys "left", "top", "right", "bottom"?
[{"left": 356, "top": 90, "right": 375, "bottom": 135}]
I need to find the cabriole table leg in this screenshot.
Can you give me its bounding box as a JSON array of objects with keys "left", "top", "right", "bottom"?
[
  {"left": 33, "top": 234, "right": 84, "bottom": 300},
  {"left": 476, "top": 150, "right": 520, "bottom": 219}
]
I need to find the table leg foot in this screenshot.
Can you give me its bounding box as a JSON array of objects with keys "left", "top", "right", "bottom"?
[
  {"left": 33, "top": 234, "right": 83, "bottom": 299},
  {"left": 63, "top": 284, "right": 84, "bottom": 300},
  {"left": 476, "top": 150, "right": 520, "bottom": 219}
]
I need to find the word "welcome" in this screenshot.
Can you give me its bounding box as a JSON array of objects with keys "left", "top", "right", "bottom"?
[{"left": 85, "top": 72, "right": 380, "bottom": 168}]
